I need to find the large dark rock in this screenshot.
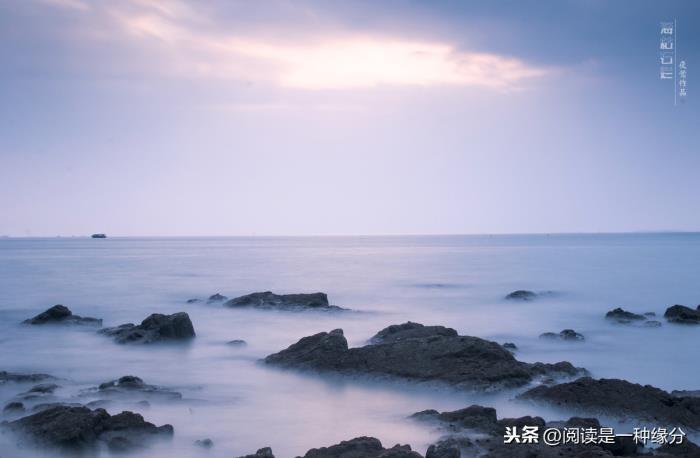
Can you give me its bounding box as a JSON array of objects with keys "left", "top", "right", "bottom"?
[
  {"left": 264, "top": 323, "right": 586, "bottom": 391},
  {"left": 225, "top": 292, "right": 345, "bottom": 311},
  {"left": 23, "top": 305, "right": 102, "bottom": 326},
  {"left": 3, "top": 405, "right": 173, "bottom": 451},
  {"left": 92, "top": 375, "right": 182, "bottom": 400},
  {"left": 99, "top": 312, "right": 195, "bottom": 344},
  {"left": 664, "top": 305, "right": 700, "bottom": 324},
  {"left": 237, "top": 447, "right": 275, "bottom": 458},
  {"left": 519, "top": 377, "right": 700, "bottom": 429},
  {"left": 300, "top": 436, "right": 422, "bottom": 458},
  {"left": 505, "top": 290, "right": 537, "bottom": 301}
]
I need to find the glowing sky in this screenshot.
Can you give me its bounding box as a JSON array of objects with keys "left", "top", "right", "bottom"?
[{"left": 0, "top": 0, "right": 698, "bottom": 236}]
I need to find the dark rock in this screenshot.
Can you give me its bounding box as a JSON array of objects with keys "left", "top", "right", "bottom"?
[
  {"left": 519, "top": 377, "right": 700, "bottom": 429},
  {"left": 227, "top": 339, "right": 248, "bottom": 347},
  {"left": 664, "top": 305, "right": 700, "bottom": 324},
  {"left": 237, "top": 447, "right": 275, "bottom": 458},
  {"left": 208, "top": 293, "right": 228, "bottom": 303},
  {"left": 0, "top": 371, "right": 54, "bottom": 383},
  {"left": 186, "top": 298, "right": 200, "bottom": 304},
  {"left": 605, "top": 307, "right": 646, "bottom": 322},
  {"left": 644, "top": 320, "right": 662, "bottom": 328},
  {"left": 502, "top": 342, "right": 517, "bottom": 351},
  {"left": 28, "top": 383, "right": 59, "bottom": 394},
  {"left": 3, "top": 401, "right": 24, "bottom": 413},
  {"left": 425, "top": 438, "right": 463, "bottom": 458},
  {"left": 369, "top": 322, "right": 457, "bottom": 344},
  {"left": 654, "top": 439, "right": 700, "bottom": 456},
  {"left": 300, "top": 436, "right": 421, "bottom": 458},
  {"left": 99, "top": 312, "right": 195, "bottom": 344},
  {"left": 644, "top": 312, "right": 656, "bottom": 317},
  {"left": 32, "top": 402, "right": 83, "bottom": 412},
  {"left": 23, "top": 305, "right": 102, "bottom": 326},
  {"left": 225, "top": 291, "right": 345, "bottom": 311},
  {"left": 411, "top": 404, "right": 544, "bottom": 437},
  {"left": 265, "top": 324, "right": 586, "bottom": 391},
  {"left": 3, "top": 405, "right": 172, "bottom": 450},
  {"left": 195, "top": 438, "right": 213, "bottom": 448},
  {"left": 539, "top": 329, "right": 584, "bottom": 341},
  {"left": 505, "top": 290, "right": 537, "bottom": 301},
  {"left": 94, "top": 375, "right": 182, "bottom": 400}
]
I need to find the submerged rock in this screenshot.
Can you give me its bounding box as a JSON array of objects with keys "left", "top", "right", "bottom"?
[
  {"left": 605, "top": 307, "right": 646, "bottom": 322},
  {"left": 236, "top": 447, "right": 275, "bottom": 458},
  {"left": 99, "top": 312, "right": 195, "bottom": 344},
  {"left": 505, "top": 290, "right": 537, "bottom": 301},
  {"left": 195, "top": 438, "right": 214, "bottom": 448},
  {"left": 519, "top": 377, "right": 700, "bottom": 429},
  {"left": 300, "top": 436, "right": 421, "bottom": 458},
  {"left": 539, "top": 329, "right": 584, "bottom": 341},
  {"left": 3, "top": 405, "right": 173, "bottom": 451},
  {"left": 664, "top": 304, "right": 700, "bottom": 324},
  {"left": 186, "top": 298, "right": 201, "bottom": 304},
  {"left": 94, "top": 375, "right": 182, "bottom": 400},
  {"left": 0, "top": 371, "right": 55, "bottom": 383},
  {"left": 264, "top": 323, "right": 586, "bottom": 391},
  {"left": 208, "top": 293, "right": 228, "bottom": 303},
  {"left": 502, "top": 342, "right": 518, "bottom": 351},
  {"left": 23, "top": 305, "right": 102, "bottom": 326},
  {"left": 225, "top": 291, "right": 346, "bottom": 311},
  {"left": 227, "top": 339, "right": 248, "bottom": 347},
  {"left": 3, "top": 401, "right": 25, "bottom": 413}
]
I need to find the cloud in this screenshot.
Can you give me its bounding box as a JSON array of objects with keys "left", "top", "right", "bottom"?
[{"left": 37, "top": 0, "right": 549, "bottom": 91}]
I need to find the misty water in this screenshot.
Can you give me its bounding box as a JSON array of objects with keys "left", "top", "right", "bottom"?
[{"left": 1, "top": 234, "right": 699, "bottom": 457}]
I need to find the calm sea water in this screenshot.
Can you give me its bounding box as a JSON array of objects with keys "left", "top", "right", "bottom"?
[{"left": 1, "top": 234, "right": 699, "bottom": 457}]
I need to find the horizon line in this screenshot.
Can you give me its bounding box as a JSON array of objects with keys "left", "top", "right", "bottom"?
[{"left": 2, "top": 230, "right": 699, "bottom": 239}]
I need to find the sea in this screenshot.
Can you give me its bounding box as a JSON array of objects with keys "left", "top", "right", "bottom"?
[{"left": 1, "top": 234, "right": 699, "bottom": 457}]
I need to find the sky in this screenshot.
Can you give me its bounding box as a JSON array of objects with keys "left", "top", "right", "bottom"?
[{"left": 0, "top": 0, "right": 698, "bottom": 236}]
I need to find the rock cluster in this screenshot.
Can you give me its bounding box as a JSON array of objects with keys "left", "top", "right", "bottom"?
[
  {"left": 264, "top": 323, "right": 585, "bottom": 390},
  {"left": 23, "top": 305, "right": 102, "bottom": 326}
]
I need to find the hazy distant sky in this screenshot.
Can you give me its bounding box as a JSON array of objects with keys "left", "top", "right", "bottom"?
[{"left": 1, "top": 0, "right": 698, "bottom": 236}]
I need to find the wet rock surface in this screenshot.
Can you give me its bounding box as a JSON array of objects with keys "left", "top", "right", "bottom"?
[
  {"left": 237, "top": 447, "right": 275, "bottom": 458},
  {"left": 606, "top": 308, "right": 663, "bottom": 327},
  {"left": 91, "top": 375, "right": 182, "bottom": 401},
  {"left": 539, "top": 329, "right": 585, "bottom": 341},
  {"left": 2, "top": 405, "right": 173, "bottom": 451},
  {"left": 505, "top": 290, "right": 538, "bottom": 301},
  {"left": 605, "top": 307, "right": 647, "bottom": 322},
  {"left": 208, "top": 293, "right": 228, "bottom": 303},
  {"left": 299, "top": 436, "right": 422, "bottom": 458},
  {"left": 369, "top": 322, "right": 457, "bottom": 344},
  {"left": 225, "top": 291, "right": 346, "bottom": 311},
  {"left": 0, "top": 371, "right": 55, "bottom": 384},
  {"left": 99, "top": 312, "right": 195, "bottom": 344},
  {"left": 664, "top": 304, "right": 700, "bottom": 324},
  {"left": 23, "top": 305, "right": 102, "bottom": 326},
  {"left": 264, "top": 323, "right": 586, "bottom": 390},
  {"left": 227, "top": 339, "right": 248, "bottom": 347},
  {"left": 519, "top": 377, "right": 700, "bottom": 429}
]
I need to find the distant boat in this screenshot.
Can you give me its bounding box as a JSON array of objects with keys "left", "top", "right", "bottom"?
[{"left": 91, "top": 233, "right": 107, "bottom": 239}]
